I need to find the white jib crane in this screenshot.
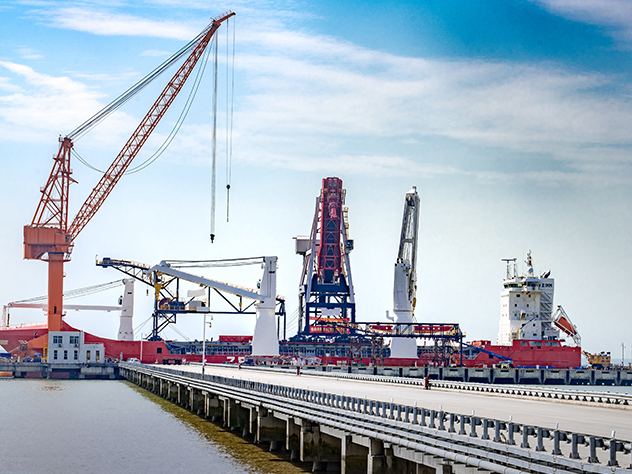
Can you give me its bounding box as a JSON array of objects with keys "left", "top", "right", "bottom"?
[
  {"left": 2, "top": 279, "right": 135, "bottom": 341},
  {"left": 147, "top": 256, "right": 279, "bottom": 356},
  {"left": 389, "top": 187, "right": 420, "bottom": 358}
]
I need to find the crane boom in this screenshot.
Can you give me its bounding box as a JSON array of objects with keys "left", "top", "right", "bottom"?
[
  {"left": 22, "top": 11, "right": 235, "bottom": 356},
  {"left": 68, "top": 12, "right": 235, "bottom": 239},
  {"left": 389, "top": 186, "right": 420, "bottom": 359}
]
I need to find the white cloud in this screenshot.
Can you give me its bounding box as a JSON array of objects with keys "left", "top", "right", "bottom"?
[
  {"left": 3, "top": 11, "right": 632, "bottom": 186},
  {"left": 0, "top": 60, "right": 136, "bottom": 144},
  {"left": 231, "top": 29, "right": 632, "bottom": 182},
  {"left": 532, "top": 0, "right": 632, "bottom": 43},
  {"left": 35, "top": 7, "right": 199, "bottom": 40},
  {"left": 17, "top": 47, "right": 43, "bottom": 60}
]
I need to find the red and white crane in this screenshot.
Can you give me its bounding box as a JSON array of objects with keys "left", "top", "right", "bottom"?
[{"left": 22, "top": 11, "right": 235, "bottom": 360}]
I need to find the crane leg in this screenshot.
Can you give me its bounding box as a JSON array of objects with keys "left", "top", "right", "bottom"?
[{"left": 47, "top": 254, "right": 65, "bottom": 332}]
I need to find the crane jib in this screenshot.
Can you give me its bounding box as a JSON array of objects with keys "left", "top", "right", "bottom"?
[{"left": 22, "top": 11, "right": 236, "bottom": 343}]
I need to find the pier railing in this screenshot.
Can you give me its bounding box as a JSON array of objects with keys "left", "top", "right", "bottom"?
[
  {"left": 192, "top": 362, "right": 632, "bottom": 409},
  {"left": 121, "top": 363, "right": 632, "bottom": 472}
]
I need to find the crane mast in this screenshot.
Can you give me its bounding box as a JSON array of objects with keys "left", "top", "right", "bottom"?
[
  {"left": 22, "top": 11, "right": 235, "bottom": 359},
  {"left": 389, "top": 186, "right": 420, "bottom": 358}
]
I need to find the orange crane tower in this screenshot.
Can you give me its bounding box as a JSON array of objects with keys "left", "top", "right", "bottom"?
[{"left": 22, "top": 11, "right": 235, "bottom": 359}]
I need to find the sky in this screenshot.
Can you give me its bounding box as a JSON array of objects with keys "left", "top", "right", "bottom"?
[{"left": 1, "top": 0, "right": 632, "bottom": 360}]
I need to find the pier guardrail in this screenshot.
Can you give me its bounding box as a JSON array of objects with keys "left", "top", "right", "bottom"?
[
  {"left": 121, "top": 363, "right": 632, "bottom": 473},
  {"left": 196, "top": 363, "right": 632, "bottom": 410}
]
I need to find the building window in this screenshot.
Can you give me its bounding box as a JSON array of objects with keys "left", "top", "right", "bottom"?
[
  {"left": 52, "top": 335, "right": 63, "bottom": 344},
  {"left": 96, "top": 350, "right": 100, "bottom": 362},
  {"left": 69, "top": 336, "right": 79, "bottom": 345},
  {"left": 74, "top": 350, "right": 78, "bottom": 360},
  {"left": 63, "top": 350, "right": 68, "bottom": 360},
  {"left": 86, "top": 351, "right": 91, "bottom": 362},
  {"left": 53, "top": 350, "right": 58, "bottom": 360},
  {"left": 157, "top": 347, "right": 162, "bottom": 354}
]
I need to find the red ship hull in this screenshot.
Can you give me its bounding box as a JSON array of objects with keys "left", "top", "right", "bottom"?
[
  {"left": 459, "top": 340, "right": 581, "bottom": 369},
  {"left": 0, "top": 325, "right": 581, "bottom": 368}
]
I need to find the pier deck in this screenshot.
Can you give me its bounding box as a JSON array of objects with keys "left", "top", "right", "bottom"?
[{"left": 121, "top": 362, "right": 632, "bottom": 473}]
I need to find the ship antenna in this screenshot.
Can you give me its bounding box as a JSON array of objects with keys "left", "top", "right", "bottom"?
[
  {"left": 502, "top": 258, "right": 517, "bottom": 279},
  {"left": 525, "top": 250, "right": 534, "bottom": 276}
]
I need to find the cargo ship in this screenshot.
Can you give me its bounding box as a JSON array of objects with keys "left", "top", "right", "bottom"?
[{"left": 458, "top": 252, "right": 581, "bottom": 368}]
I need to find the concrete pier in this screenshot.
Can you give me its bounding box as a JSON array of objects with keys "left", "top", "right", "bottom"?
[
  {"left": 121, "top": 363, "right": 632, "bottom": 473},
  {"left": 0, "top": 361, "right": 119, "bottom": 379}
]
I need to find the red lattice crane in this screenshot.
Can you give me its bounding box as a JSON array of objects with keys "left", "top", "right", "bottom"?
[
  {"left": 23, "top": 11, "right": 235, "bottom": 358},
  {"left": 317, "top": 177, "right": 345, "bottom": 284}
]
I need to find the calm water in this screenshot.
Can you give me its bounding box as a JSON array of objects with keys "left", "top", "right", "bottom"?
[{"left": 0, "top": 378, "right": 309, "bottom": 473}]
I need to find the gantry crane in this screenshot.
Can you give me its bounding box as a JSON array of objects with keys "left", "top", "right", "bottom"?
[
  {"left": 389, "top": 186, "right": 420, "bottom": 358},
  {"left": 22, "top": 11, "right": 235, "bottom": 360}
]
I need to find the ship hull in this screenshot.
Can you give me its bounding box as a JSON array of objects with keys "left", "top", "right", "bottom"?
[{"left": 0, "top": 327, "right": 581, "bottom": 368}]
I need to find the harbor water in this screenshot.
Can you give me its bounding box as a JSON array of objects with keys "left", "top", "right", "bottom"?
[{"left": 0, "top": 378, "right": 309, "bottom": 473}]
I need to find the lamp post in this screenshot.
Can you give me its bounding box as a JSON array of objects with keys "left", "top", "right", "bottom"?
[
  {"left": 202, "top": 313, "right": 207, "bottom": 376},
  {"left": 202, "top": 287, "right": 211, "bottom": 377}
]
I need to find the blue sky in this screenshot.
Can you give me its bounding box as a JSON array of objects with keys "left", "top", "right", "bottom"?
[{"left": 1, "top": 0, "right": 632, "bottom": 359}]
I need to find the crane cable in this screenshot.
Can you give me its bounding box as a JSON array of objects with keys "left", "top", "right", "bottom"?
[
  {"left": 210, "top": 28, "right": 218, "bottom": 242},
  {"left": 71, "top": 34, "right": 215, "bottom": 175},
  {"left": 163, "top": 256, "right": 264, "bottom": 268},
  {"left": 9, "top": 280, "right": 124, "bottom": 304},
  {"left": 226, "top": 18, "right": 236, "bottom": 223},
  {"left": 67, "top": 27, "right": 207, "bottom": 141}
]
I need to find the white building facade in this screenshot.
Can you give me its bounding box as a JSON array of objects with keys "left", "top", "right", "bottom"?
[{"left": 48, "top": 331, "right": 105, "bottom": 364}]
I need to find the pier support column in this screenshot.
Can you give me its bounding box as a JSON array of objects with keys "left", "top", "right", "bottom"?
[
  {"left": 204, "top": 392, "right": 222, "bottom": 420},
  {"left": 286, "top": 417, "right": 300, "bottom": 459},
  {"left": 341, "top": 434, "right": 368, "bottom": 474},
  {"left": 247, "top": 405, "right": 257, "bottom": 437},
  {"left": 190, "top": 389, "right": 205, "bottom": 415},
  {"left": 299, "top": 421, "right": 340, "bottom": 470},
  {"left": 367, "top": 439, "right": 386, "bottom": 474},
  {"left": 256, "top": 407, "right": 286, "bottom": 447}
]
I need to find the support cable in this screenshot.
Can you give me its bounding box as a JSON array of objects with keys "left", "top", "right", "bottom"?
[
  {"left": 10, "top": 280, "right": 124, "bottom": 304},
  {"left": 133, "top": 315, "right": 153, "bottom": 336},
  {"left": 226, "top": 18, "right": 236, "bottom": 222},
  {"left": 71, "top": 35, "right": 214, "bottom": 176},
  {"left": 210, "top": 31, "right": 219, "bottom": 242},
  {"left": 67, "top": 30, "right": 205, "bottom": 141},
  {"left": 164, "top": 256, "right": 264, "bottom": 268}
]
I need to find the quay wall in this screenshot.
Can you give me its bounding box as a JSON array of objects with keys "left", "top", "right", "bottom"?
[{"left": 0, "top": 361, "right": 119, "bottom": 379}]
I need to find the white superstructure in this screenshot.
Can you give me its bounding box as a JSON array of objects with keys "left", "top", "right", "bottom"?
[{"left": 497, "top": 251, "right": 560, "bottom": 345}]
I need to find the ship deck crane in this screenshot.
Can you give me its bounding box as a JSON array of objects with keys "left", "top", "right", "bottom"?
[
  {"left": 551, "top": 305, "right": 581, "bottom": 347},
  {"left": 147, "top": 257, "right": 279, "bottom": 356},
  {"left": 22, "top": 11, "right": 235, "bottom": 360},
  {"left": 389, "top": 186, "right": 420, "bottom": 358}
]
